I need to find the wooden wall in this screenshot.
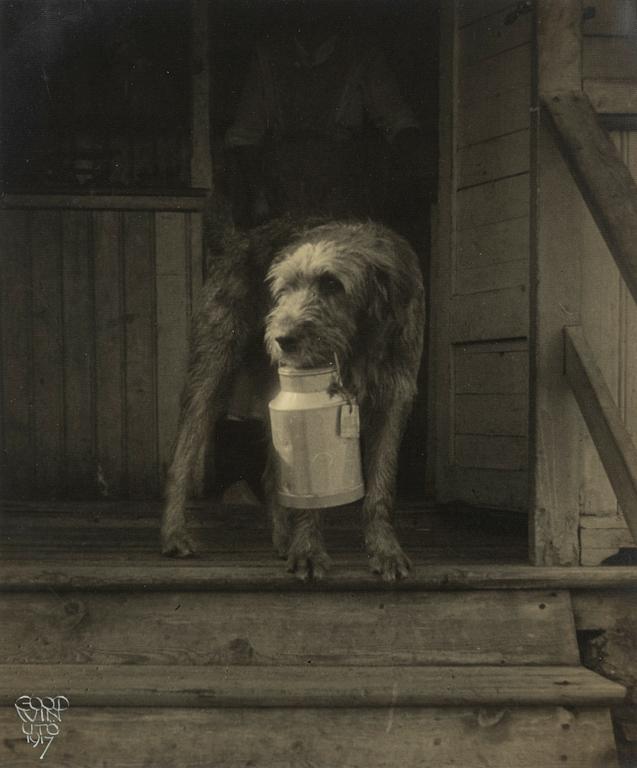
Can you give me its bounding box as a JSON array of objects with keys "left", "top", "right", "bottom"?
[
  {"left": 0, "top": 195, "right": 204, "bottom": 500},
  {"left": 583, "top": 0, "right": 637, "bottom": 113},
  {"left": 435, "top": 0, "right": 531, "bottom": 511},
  {"left": 577, "top": 132, "right": 637, "bottom": 564}
]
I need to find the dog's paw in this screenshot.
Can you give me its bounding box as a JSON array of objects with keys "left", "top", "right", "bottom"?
[
  {"left": 368, "top": 548, "right": 411, "bottom": 582},
  {"left": 287, "top": 543, "right": 331, "bottom": 581},
  {"left": 161, "top": 529, "right": 196, "bottom": 558},
  {"left": 365, "top": 521, "right": 411, "bottom": 581}
]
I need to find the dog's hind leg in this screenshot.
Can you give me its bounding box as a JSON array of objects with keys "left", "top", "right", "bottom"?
[
  {"left": 362, "top": 399, "right": 413, "bottom": 581},
  {"left": 161, "top": 299, "right": 251, "bottom": 557}
]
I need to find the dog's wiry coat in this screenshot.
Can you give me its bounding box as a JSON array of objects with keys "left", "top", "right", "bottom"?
[{"left": 161, "top": 207, "right": 425, "bottom": 580}]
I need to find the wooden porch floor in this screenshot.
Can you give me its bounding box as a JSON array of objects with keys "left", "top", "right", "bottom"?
[{"left": 0, "top": 499, "right": 528, "bottom": 566}]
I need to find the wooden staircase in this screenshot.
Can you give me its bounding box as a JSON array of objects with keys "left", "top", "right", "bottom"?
[{"left": 0, "top": 576, "right": 625, "bottom": 767}]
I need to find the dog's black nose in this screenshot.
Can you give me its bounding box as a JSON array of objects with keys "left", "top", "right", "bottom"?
[{"left": 276, "top": 335, "right": 298, "bottom": 353}]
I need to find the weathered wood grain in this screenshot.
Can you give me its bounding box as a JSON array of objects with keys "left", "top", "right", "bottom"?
[
  {"left": 456, "top": 216, "right": 529, "bottom": 270},
  {"left": 448, "top": 467, "right": 529, "bottom": 511},
  {"left": 0, "top": 193, "right": 205, "bottom": 211},
  {"left": 30, "top": 211, "right": 64, "bottom": 494},
  {"left": 537, "top": 0, "right": 583, "bottom": 94},
  {"left": 0, "top": 706, "right": 619, "bottom": 768},
  {"left": 455, "top": 259, "right": 528, "bottom": 295},
  {"left": 454, "top": 341, "right": 529, "bottom": 395},
  {"left": 458, "top": 129, "right": 530, "bottom": 189},
  {"left": 585, "top": 79, "right": 637, "bottom": 113},
  {"left": 94, "top": 211, "right": 125, "bottom": 498},
  {"left": 584, "top": 36, "right": 637, "bottom": 81},
  {"left": 455, "top": 435, "right": 528, "bottom": 471},
  {"left": 0, "top": 664, "right": 624, "bottom": 708},
  {"left": 0, "top": 590, "right": 579, "bottom": 665},
  {"left": 450, "top": 286, "right": 528, "bottom": 342},
  {"left": 123, "top": 212, "right": 157, "bottom": 496},
  {"left": 62, "top": 211, "right": 95, "bottom": 495},
  {"left": 0, "top": 210, "right": 33, "bottom": 496},
  {"left": 155, "top": 211, "right": 189, "bottom": 482},
  {"left": 544, "top": 90, "right": 637, "bottom": 306},
  {"left": 459, "top": 85, "right": 530, "bottom": 146},
  {"left": 458, "top": 0, "right": 519, "bottom": 28},
  {"left": 565, "top": 325, "right": 637, "bottom": 546},
  {"left": 530, "top": 84, "right": 586, "bottom": 564},
  {"left": 3, "top": 562, "right": 637, "bottom": 591},
  {"left": 583, "top": 0, "right": 637, "bottom": 36},
  {"left": 455, "top": 393, "right": 528, "bottom": 435},
  {"left": 459, "top": 43, "right": 530, "bottom": 100},
  {"left": 460, "top": 5, "right": 531, "bottom": 68},
  {"left": 457, "top": 174, "right": 529, "bottom": 230}
]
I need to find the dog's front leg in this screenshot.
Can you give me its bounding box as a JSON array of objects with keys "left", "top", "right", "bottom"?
[
  {"left": 362, "top": 400, "right": 412, "bottom": 581},
  {"left": 286, "top": 509, "right": 332, "bottom": 581}
]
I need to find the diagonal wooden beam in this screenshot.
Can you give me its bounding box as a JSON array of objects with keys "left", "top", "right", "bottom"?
[
  {"left": 544, "top": 90, "right": 637, "bottom": 307},
  {"left": 564, "top": 325, "right": 637, "bottom": 545}
]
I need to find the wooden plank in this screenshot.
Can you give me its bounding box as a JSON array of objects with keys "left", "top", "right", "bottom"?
[
  {"left": 155, "top": 212, "right": 189, "bottom": 483},
  {"left": 94, "top": 211, "right": 124, "bottom": 498},
  {"left": 457, "top": 216, "right": 529, "bottom": 270},
  {"left": 30, "top": 210, "right": 64, "bottom": 495},
  {"left": 458, "top": 129, "right": 530, "bottom": 189},
  {"left": 2, "top": 563, "right": 637, "bottom": 592},
  {"left": 454, "top": 342, "right": 529, "bottom": 394},
  {"left": 449, "top": 467, "right": 528, "bottom": 510},
  {"left": 433, "top": 0, "right": 458, "bottom": 503},
  {"left": 455, "top": 393, "right": 527, "bottom": 435},
  {"left": 455, "top": 434, "right": 527, "bottom": 471},
  {"left": 0, "top": 706, "right": 619, "bottom": 768},
  {"left": 0, "top": 664, "right": 624, "bottom": 708},
  {"left": 458, "top": 0, "right": 519, "bottom": 28},
  {"left": 460, "top": 6, "right": 531, "bottom": 67},
  {"left": 190, "top": 0, "right": 213, "bottom": 189},
  {"left": 0, "top": 211, "right": 33, "bottom": 496},
  {"left": 62, "top": 211, "right": 95, "bottom": 495},
  {"left": 583, "top": 0, "right": 637, "bottom": 36},
  {"left": 0, "top": 193, "right": 206, "bottom": 211},
  {"left": 455, "top": 259, "right": 527, "bottom": 294},
  {"left": 580, "top": 526, "right": 634, "bottom": 552},
  {"left": 538, "top": 0, "right": 583, "bottom": 94},
  {"left": 459, "top": 43, "right": 531, "bottom": 100},
  {"left": 584, "top": 36, "right": 637, "bottom": 80},
  {"left": 459, "top": 85, "right": 530, "bottom": 146},
  {"left": 450, "top": 285, "right": 528, "bottom": 341},
  {"left": 123, "top": 212, "right": 158, "bottom": 497},
  {"left": 457, "top": 174, "right": 529, "bottom": 229},
  {"left": 544, "top": 91, "right": 637, "bottom": 307},
  {"left": 0, "top": 590, "right": 579, "bottom": 665},
  {"left": 530, "top": 0, "right": 585, "bottom": 563},
  {"left": 573, "top": 589, "right": 637, "bottom": 631},
  {"left": 565, "top": 325, "right": 637, "bottom": 545},
  {"left": 585, "top": 79, "right": 637, "bottom": 113}
]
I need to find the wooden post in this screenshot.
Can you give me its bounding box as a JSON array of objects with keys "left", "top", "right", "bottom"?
[
  {"left": 432, "top": 0, "right": 458, "bottom": 502},
  {"left": 190, "top": 0, "right": 213, "bottom": 190},
  {"left": 529, "top": 0, "right": 583, "bottom": 564}
]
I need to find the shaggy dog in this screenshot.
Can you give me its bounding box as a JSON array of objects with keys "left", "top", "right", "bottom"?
[{"left": 161, "top": 210, "right": 425, "bottom": 580}]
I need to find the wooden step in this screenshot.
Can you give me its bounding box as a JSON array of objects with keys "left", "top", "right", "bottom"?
[
  {"left": 3, "top": 561, "right": 637, "bottom": 591},
  {"left": 0, "top": 590, "right": 580, "bottom": 666},
  {"left": 0, "top": 704, "right": 619, "bottom": 767},
  {"left": 0, "top": 664, "right": 625, "bottom": 708}
]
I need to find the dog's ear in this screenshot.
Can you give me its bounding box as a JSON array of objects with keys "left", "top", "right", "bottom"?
[{"left": 364, "top": 263, "right": 412, "bottom": 360}]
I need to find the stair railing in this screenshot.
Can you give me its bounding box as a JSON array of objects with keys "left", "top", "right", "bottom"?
[{"left": 543, "top": 90, "right": 637, "bottom": 546}]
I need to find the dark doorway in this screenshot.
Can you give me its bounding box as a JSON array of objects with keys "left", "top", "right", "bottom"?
[{"left": 209, "top": 0, "right": 440, "bottom": 501}]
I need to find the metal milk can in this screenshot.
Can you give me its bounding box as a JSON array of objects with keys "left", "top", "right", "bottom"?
[{"left": 268, "top": 366, "right": 365, "bottom": 508}]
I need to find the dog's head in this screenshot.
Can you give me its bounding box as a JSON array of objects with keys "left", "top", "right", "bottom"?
[{"left": 264, "top": 223, "right": 419, "bottom": 370}]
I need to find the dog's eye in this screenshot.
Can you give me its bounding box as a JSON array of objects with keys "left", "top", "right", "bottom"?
[{"left": 318, "top": 273, "right": 344, "bottom": 294}]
